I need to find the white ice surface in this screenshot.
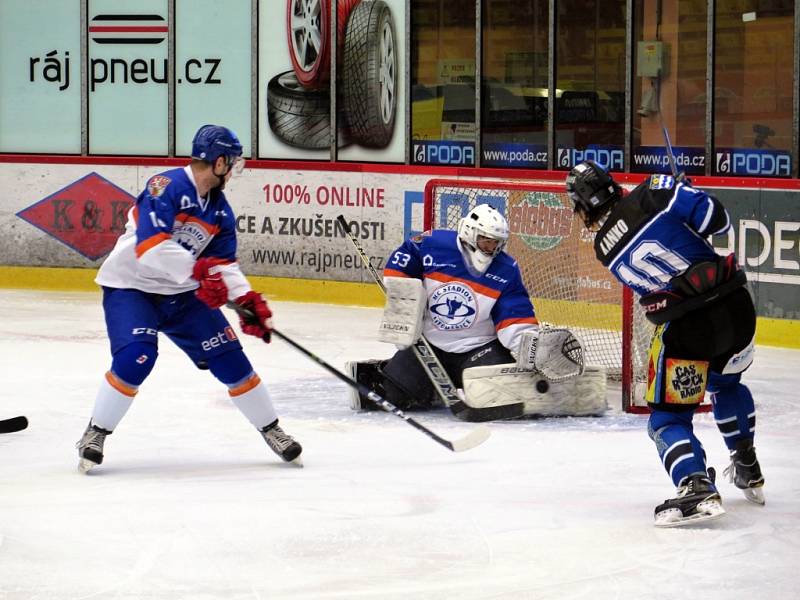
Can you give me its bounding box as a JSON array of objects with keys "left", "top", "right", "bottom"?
[{"left": 0, "top": 289, "right": 798, "bottom": 600}]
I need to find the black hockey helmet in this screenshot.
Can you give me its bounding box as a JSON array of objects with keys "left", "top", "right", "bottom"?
[{"left": 565, "top": 160, "right": 622, "bottom": 228}]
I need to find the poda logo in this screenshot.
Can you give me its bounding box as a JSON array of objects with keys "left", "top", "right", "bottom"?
[
  {"left": 716, "top": 152, "right": 731, "bottom": 173},
  {"left": 429, "top": 282, "right": 477, "bottom": 331},
  {"left": 716, "top": 150, "right": 791, "bottom": 176},
  {"left": 509, "top": 192, "right": 573, "bottom": 251},
  {"left": 557, "top": 147, "right": 624, "bottom": 170}
]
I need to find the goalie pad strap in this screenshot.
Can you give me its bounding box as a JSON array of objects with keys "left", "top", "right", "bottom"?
[{"left": 378, "top": 277, "right": 426, "bottom": 348}]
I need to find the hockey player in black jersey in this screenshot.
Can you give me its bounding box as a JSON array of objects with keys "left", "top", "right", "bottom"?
[{"left": 566, "top": 161, "right": 765, "bottom": 527}]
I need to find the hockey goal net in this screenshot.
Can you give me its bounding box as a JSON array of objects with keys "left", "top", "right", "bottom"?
[{"left": 424, "top": 178, "right": 653, "bottom": 412}]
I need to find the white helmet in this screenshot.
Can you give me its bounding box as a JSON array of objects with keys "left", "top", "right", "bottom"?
[{"left": 457, "top": 204, "right": 509, "bottom": 273}]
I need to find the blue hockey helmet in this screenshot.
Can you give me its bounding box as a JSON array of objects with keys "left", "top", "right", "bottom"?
[{"left": 191, "top": 125, "right": 244, "bottom": 172}]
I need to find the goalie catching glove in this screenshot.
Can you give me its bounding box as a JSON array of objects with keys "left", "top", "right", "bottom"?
[
  {"left": 234, "top": 291, "right": 273, "bottom": 341},
  {"left": 516, "top": 327, "right": 585, "bottom": 382}
]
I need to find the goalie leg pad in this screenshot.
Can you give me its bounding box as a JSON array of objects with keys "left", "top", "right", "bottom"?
[
  {"left": 382, "top": 347, "right": 438, "bottom": 410},
  {"left": 378, "top": 277, "right": 426, "bottom": 348},
  {"left": 462, "top": 364, "right": 607, "bottom": 417},
  {"left": 345, "top": 360, "right": 386, "bottom": 411}
]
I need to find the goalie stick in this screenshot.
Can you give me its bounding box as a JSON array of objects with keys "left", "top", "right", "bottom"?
[
  {"left": 336, "top": 215, "right": 524, "bottom": 422},
  {"left": 0, "top": 415, "right": 28, "bottom": 434},
  {"left": 226, "top": 302, "right": 490, "bottom": 453}
]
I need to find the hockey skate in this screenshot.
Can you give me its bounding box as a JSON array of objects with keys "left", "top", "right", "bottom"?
[
  {"left": 654, "top": 469, "right": 725, "bottom": 528},
  {"left": 260, "top": 420, "right": 303, "bottom": 466},
  {"left": 723, "top": 438, "right": 765, "bottom": 505},
  {"left": 76, "top": 421, "right": 111, "bottom": 474}
]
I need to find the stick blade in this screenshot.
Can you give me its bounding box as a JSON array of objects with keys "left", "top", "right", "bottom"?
[
  {"left": 0, "top": 416, "right": 28, "bottom": 434},
  {"left": 448, "top": 424, "right": 491, "bottom": 452},
  {"left": 452, "top": 401, "right": 525, "bottom": 422}
]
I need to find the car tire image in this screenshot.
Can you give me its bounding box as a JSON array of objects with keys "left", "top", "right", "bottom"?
[
  {"left": 287, "top": 0, "right": 362, "bottom": 89},
  {"left": 267, "top": 70, "right": 350, "bottom": 149},
  {"left": 342, "top": 0, "right": 397, "bottom": 148}
]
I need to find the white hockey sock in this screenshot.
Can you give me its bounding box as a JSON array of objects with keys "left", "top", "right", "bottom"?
[
  {"left": 228, "top": 375, "right": 278, "bottom": 430},
  {"left": 91, "top": 371, "right": 136, "bottom": 431}
]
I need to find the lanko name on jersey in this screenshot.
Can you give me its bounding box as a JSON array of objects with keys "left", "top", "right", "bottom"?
[
  {"left": 594, "top": 175, "right": 731, "bottom": 296},
  {"left": 384, "top": 230, "right": 538, "bottom": 353},
  {"left": 95, "top": 166, "right": 249, "bottom": 299}
]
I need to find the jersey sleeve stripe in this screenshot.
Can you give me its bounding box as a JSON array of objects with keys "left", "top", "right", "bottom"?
[
  {"left": 426, "top": 271, "right": 501, "bottom": 299},
  {"left": 135, "top": 232, "right": 172, "bottom": 257},
  {"left": 495, "top": 316, "right": 539, "bottom": 331},
  {"left": 383, "top": 268, "right": 410, "bottom": 278},
  {"left": 697, "top": 197, "right": 715, "bottom": 234}
]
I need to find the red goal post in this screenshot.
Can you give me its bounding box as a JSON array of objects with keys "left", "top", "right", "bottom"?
[{"left": 423, "top": 177, "right": 653, "bottom": 412}]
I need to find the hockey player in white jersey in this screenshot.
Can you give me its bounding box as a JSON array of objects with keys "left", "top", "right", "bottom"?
[
  {"left": 566, "top": 161, "right": 764, "bottom": 527},
  {"left": 76, "top": 124, "right": 302, "bottom": 472}
]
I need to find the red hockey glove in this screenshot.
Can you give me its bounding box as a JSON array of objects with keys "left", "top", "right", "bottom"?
[
  {"left": 192, "top": 257, "right": 229, "bottom": 309},
  {"left": 235, "top": 291, "right": 273, "bottom": 342}
]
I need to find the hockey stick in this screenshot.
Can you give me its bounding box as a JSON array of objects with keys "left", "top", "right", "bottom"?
[
  {"left": 336, "top": 215, "right": 524, "bottom": 422},
  {"left": 0, "top": 415, "right": 28, "bottom": 434},
  {"left": 225, "top": 302, "right": 490, "bottom": 452},
  {"left": 661, "top": 123, "right": 679, "bottom": 179},
  {"left": 654, "top": 77, "right": 683, "bottom": 180}
]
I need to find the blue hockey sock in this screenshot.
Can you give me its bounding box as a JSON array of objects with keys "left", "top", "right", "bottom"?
[
  {"left": 648, "top": 409, "right": 710, "bottom": 487},
  {"left": 708, "top": 372, "right": 756, "bottom": 451}
]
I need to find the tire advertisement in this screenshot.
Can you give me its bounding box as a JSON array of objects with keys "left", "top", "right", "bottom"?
[{"left": 258, "top": 0, "right": 405, "bottom": 163}]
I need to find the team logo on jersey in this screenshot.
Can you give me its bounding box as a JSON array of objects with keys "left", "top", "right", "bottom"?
[
  {"left": 429, "top": 282, "right": 478, "bottom": 331},
  {"left": 147, "top": 175, "right": 171, "bottom": 197},
  {"left": 173, "top": 219, "right": 213, "bottom": 253},
  {"left": 648, "top": 174, "right": 675, "bottom": 190}
]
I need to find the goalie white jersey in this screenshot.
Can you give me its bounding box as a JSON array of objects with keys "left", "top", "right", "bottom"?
[{"left": 384, "top": 230, "right": 538, "bottom": 353}]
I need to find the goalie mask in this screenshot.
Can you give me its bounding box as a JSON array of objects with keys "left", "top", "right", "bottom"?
[
  {"left": 457, "top": 204, "right": 509, "bottom": 273},
  {"left": 565, "top": 160, "right": 622, "bottom": 229}
]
